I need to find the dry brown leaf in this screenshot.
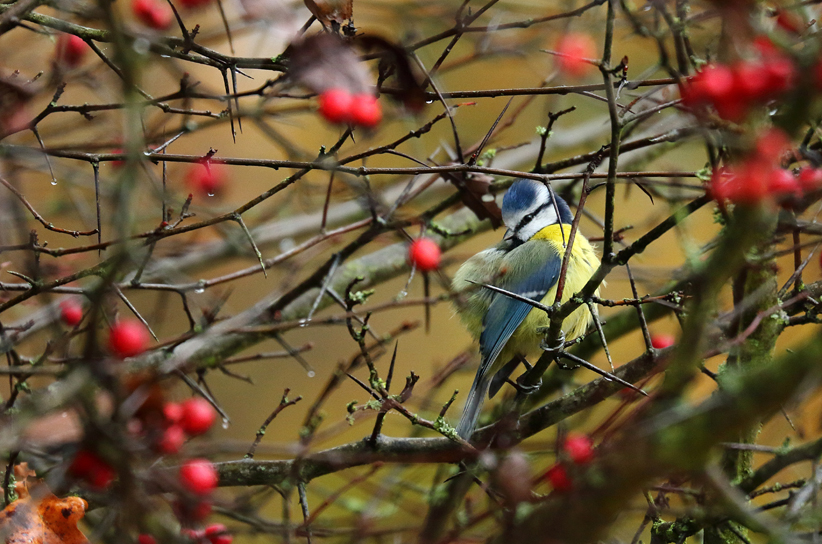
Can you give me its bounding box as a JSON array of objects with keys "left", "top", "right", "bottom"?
[
  {"left": 0, "top": 466, "right": 90, "bottom": 544},
  {"left": 12, "top": 463, "right": 36, "bottom": 500},
  {"left": 303, "top": 0, "right": 352, "bottom": 28},
  {"left": 288, "top": 33, "right": 372, "bottom": 95}
]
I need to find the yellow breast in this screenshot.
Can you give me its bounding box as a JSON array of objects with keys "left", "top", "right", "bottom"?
[{"left": 502, "top": 224, "right": 600, "bottom": 362}]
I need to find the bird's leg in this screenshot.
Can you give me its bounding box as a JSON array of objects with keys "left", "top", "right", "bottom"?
[
  {"left": 538, "top": 329, "right": 565, "bottom": 353},
  {"left": 509, "top": 354, "right": 541, "bottom": 394},
  {"left": 520, "top": 357, "right": 533, "bottom": 371},
  {"left": 539, "top": 329, "right": 578, "bottom": 369},
  {"left": 540, "top": 329, "right": 580, "bottom": 370}
]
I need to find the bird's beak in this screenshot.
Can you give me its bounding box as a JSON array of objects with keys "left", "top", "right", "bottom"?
[{"left": 503, "top": 229, "right": 514, "bottom": 241}]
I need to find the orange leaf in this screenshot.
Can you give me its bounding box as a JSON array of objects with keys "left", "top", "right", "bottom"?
[
  {"left": 1, "top": 493, "right": 89, "bottom": 544},
  {"left": 12, "top": 462, "right": 36, "bottom": 500}
]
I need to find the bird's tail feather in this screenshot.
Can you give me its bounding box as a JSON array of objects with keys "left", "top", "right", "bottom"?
[{"left": 456, "top": 370, "right": 492, "bottom": 439}]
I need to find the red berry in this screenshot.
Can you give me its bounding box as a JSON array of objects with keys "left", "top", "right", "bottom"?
[
  {"left": 60, "top": 299, "right": 83, "bottom": 327},
  {"left": 157, "top": 424, "right": 186, "bottom": 454},
  {"left": 205, "top": 524, "right": 233, "bottom": 544},
  {"left": 69, "top": 449, "right": 115, "bottom": 490},
  {"left": 753, "top": 36, "right": 779, "bottom": 58},
  {"left": 650, "top": 333, "right": 675, "bottom": 350},
  {"left": 680, "top": 65, "right": 737, "bottom": 112},
  {"left": 798, "top": 166, "right": 822, "bottom": 192},
  {"left": 733, "top": 162, "right": 771, "bottom": 204},
  {"left": 544, "top": 463, "right": 572, "bottom": 492},
  {"left": 68, "top": 449, "right": 97, "bottom": 476},
  {"left": 138, "top": 535, "right": 158, "bottom": 544},
  {"left": 555, "top": 33, "right": 596, "bottom": 78},
  {"left": 87, "top": 466, "right": 115, "bottom": 490},
  {"left": 408, "top": 238, "right": 441, "bottom": 272},
  {"left": 179, "top": 458, "right": 218, "bottom": 495},
  {"left": 109, "top": 320, "right": 150, "bottom": 358},
  {"left": 56, "top": 34, "right": 88, "bottom": 68},
  {"left": 133, "top": 0, "right": 174, "bottom": 29},
  {"left": 349, "top": 94, "right": 382, "bottom": 128},
  {"left": 699, "top": 64, "right": 735, "bottom": 103},
  {"left": 164, "top": 402, "right": 183, "bottom": 423},
  {"left": 181, "top": 528, "right": 205, "bottom": 541},
  {"left": 754, "top": 128, "right": 792, "bottom": 163},
  {"left": 318, "top": 88, "right": 353, "bottom": 124},
  {"left": 762, "top": 57, "right": 795, "bottom": 96},
  {"left": 732, "top": 61, "right": 770, "bottom": 103},
  {"left": 180, "top": 397, "right": 216, "bottom": 436},
  {"left": 768, "top": 169, "right": 802, "bottom": 200},
  {"left": 709, "top": 167, "right": 738, "bottom": 202},
  {"left": 563, "top": 433, "right": 594, "bottom": 465},
  {"left": 186, "top": 161, "right": 228, "bottom": 197}
]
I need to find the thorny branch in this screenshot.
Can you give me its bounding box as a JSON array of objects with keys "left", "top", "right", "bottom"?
[{"left": 1, "top": 0, "right": 822, "bottom": 542}]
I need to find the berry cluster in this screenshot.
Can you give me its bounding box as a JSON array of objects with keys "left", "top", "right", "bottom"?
[
  {"left": 709, "top": 129, "right": 822, "bottom": 206},
  {"left": 156, "top": 398, "right": 218, "bottom": 454},
  {"left": 680, "top": 39, "right": 795, "bottom": 122},
  {"left": 317, "top": 88, "right": 382, "bottom": 128},
  {"left": 543, "top": 433, "right": 595, "bottom": 493},
  {"left": 124, "top": 378, "right": 217, "bottom": 457},
  {"left": 68, "top": 377, "right": 223, "bottom": 539},
  {"left": 68, "top": 449, "right": 116, "bottom": 490}
]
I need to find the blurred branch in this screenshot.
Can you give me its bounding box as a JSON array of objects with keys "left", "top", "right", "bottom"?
[{"left": 503, "top": 331, "right": 822, "bottom": 544}]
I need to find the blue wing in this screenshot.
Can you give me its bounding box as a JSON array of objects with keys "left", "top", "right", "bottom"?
[
  {"left": 456, "top": 242, "right": 562, "bottom": 438},
  {"left": 479, "top": 243, "right": 562, "bottom": 373}
]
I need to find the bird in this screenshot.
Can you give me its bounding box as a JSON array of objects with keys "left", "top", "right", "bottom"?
[{"left": 451, "top": 178, "right": 600, "bottom": 439}]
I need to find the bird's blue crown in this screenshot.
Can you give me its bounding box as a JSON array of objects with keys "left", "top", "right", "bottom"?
[{"left": 502, "top": 179, "right": 574, "bottom": 224}]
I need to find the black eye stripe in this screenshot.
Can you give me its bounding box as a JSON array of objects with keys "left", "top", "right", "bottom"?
[{"left": 514, "top": 202, "right": 551, "bottom": 234}]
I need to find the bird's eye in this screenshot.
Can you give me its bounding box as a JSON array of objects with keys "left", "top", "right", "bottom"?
[{"left": 514, "top": 208, "right": 540, "bottom": 234}]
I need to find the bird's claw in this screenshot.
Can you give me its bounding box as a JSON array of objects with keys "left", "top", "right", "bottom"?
[
  {"left": 539, "top": 331, "right": 566, "bottom": 353},
  {"left": 513, "top": 374, "right": 542, "bottom": 395}
]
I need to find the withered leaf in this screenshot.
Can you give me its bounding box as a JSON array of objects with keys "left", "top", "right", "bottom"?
[
  {"left": 288, "top": 33, "right": 372, "bottom": 96},
  {"left": 303, "top": 0, "right": 352, "bottom": 29},
  {"left": 1, "top": 493, "right": 89, "bottom": 544},
  {"left": 355, "top": 36, "right": 427, "bottom": 112},
  {"left": 444, "top": 172, "right": 502, "bottom": 228},
  {"left": 12, "top": 463, "right": 36, "bottom": 500},
  {"left": 0, "top": 74, "right": 35, "bottom": 136}
]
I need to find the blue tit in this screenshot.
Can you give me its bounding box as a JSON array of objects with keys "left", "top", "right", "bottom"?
[{"left": 452, "top": 178, "right": 600, "bottom": 439}]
